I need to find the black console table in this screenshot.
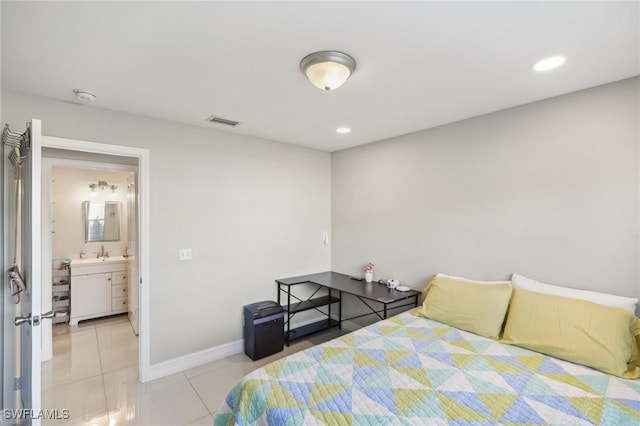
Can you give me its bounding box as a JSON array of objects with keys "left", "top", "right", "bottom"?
[{"left": 276, "top": 271, "right": 421, "bottom": 344}]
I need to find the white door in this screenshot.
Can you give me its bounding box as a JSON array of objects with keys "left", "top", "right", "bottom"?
[
  {"left": 127, "top": 173, "right": 139, "bottom": 334},
  {"left": 8, "top": 119, "right": 44, "bottom": 424}
]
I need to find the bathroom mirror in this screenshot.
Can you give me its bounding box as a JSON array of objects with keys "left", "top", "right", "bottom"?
[{"left": 83, "top": 201, "right": 121, "bottom": 242}]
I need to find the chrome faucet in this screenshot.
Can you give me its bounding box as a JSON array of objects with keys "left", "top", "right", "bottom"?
[{"left": 97, "top": 245, "right": 108, "bottom": 258}]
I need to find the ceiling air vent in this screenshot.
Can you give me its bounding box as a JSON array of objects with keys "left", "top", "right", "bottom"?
[{"left": 206, "top": 115, "right": 240, "bottom": 127}]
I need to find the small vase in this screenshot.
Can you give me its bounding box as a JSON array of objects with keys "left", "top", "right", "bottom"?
[{"left": 364, "top": 271, "right": 373, "bottom": 283}]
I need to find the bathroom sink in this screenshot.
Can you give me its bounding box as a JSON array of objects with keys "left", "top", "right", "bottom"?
[{"left": 71, "top": 256, "right": 127, "bottom": 265}]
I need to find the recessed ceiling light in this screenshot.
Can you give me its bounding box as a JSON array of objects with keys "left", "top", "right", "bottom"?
[
  {"left": 73, "top": 89, "right": 96, "bottom": 102},
  {"left": 336, "top": 127, "right": 351, "bottom": 134},
  {"left": 532, "top": 56, "right": 566, "bottom": 72}
]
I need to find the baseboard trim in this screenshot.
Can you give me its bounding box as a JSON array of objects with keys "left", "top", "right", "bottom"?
[
  {"left": 144, "top": 314, "right": 339, "bottom": 382},
  {"left": 145, "top": 339, "right": 243, "bottom": 382}
]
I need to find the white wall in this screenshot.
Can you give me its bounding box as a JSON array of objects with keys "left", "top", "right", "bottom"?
[
  {"left": 332, "top": 78, "right": 640, "bottom": 303},
  {"left": 2, "top": 90, "right": 331, "bottom": 364},
  {"left": 51, "top": 167, "right": 131, "bottom": 261}
]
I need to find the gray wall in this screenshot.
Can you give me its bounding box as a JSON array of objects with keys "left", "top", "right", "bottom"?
[
  {"left": 2, "top": 90, "right": 331, "bottom": 364},
  {"left": 3, "top": 76, "right": 639, "bottom": 365},
  {"left": 332, "top": 78, "right": 639, "bottom": 302}
]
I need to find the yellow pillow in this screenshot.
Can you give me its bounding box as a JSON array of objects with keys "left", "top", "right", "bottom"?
[
  {"left": 418, "top": 275, "right": 513, "bottom": 339},
  {"left": 502, "top": 287, "right": 640, "bottom": 379}
]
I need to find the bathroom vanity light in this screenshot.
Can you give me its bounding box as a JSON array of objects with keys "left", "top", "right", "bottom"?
[{"left": 89, "top": 180, "right": 117, "bottom": 194}]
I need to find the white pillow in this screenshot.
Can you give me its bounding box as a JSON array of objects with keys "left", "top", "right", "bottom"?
[
  {"left": 511, "top": 273, "right": 638, "bottom": 314},
  {"left": 436, "top": 273, "right": 509, "bottom": 286}
]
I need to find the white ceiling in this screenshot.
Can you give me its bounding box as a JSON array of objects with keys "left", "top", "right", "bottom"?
[{"left": 2, "top": 1, "right": 638, "bottom": 152}]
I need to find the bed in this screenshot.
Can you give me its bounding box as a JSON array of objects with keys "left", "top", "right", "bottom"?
[{"left": 214, "top": 309, "right": 640, "bottom": 425}]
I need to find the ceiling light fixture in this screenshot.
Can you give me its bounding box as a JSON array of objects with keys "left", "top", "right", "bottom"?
[
  {"left": 73, "top": 89, "right": 96, "bottom": 102},
  {"left": 532, "top": 56, "right": 566, "bottom": 72},
  {"left": 300, "top": 51, "right": 356, "bottom": 91},
  {"left": 336, "top": 127, "right": 351, "bottom": 134}
]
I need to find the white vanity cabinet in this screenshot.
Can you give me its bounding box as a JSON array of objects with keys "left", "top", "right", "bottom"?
[
  {"left": 70, "top": 259, "right": 128, "bottom": 325},
  {"left": 111, "top": 270, "right": 128, "bottom": 311}
]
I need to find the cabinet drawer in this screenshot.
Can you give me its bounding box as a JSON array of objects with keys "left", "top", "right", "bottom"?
[
  {"left": 112, "top": 284, "right": 127, "bottom": 298},
  {"left": 112, "top": 272, "right": 128, "bottom": 285},
  {"left": 112, "top": 297, "right": 127, "bottom": 311},
  {"left": 53, "top": 276, "right": 70, "bottom": 285}
]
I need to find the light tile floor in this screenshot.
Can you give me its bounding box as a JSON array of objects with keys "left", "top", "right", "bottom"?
[{"left": 42, "top": 315, "right": 345, "bottom": 425}]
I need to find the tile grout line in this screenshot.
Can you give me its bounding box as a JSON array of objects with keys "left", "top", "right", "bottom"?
[
  {"left": 94, "top": 325, "right": 112, "bottom": 424},
  {"left": 48, "top": 318, "right": 134, "bottom": 425},
  {"left": 95, "top": 326, "right": 105, "bottom": 376},
  {"left": 185, "top": 372, "right": 215, "bottom": 416},
  {"left": 50, "top": 321, "right": 122, "bottom": 391},
  {"left": 42, "top": 371, "right": 105, "bottom": 393},
  {"left": 184, "top": 358, "right": 253, "bottom": 382},
  {"left": 101, "top": 372, "right": 111, "bottom": 426}
]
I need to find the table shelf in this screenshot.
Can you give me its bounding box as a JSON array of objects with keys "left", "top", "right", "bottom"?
[
  {"left": 276, "top": 272, "right": 420, "bottom": 346},
  {"left": 288, "top": 319, "right": 339, "bottom": 342},
  {"left": 284, "top": 296, "right": 340, "bottom": 314}
]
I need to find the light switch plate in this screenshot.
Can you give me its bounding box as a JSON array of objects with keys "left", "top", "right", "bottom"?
[
  {"left": 322, "top": 231, "right": 329, "bottom": 245},
  {"left": 179, "top": 248, "right": 192, "bottom": 261}
]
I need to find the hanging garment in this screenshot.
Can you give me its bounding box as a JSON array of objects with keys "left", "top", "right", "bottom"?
[
  {"left": 8, "top": 265, "right": 27, "bottom": 303},
  {"left": 3, "top": 123, "right": 30, "bottom": 304}
]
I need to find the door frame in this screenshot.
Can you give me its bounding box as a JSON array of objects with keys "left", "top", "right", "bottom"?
[
  {"left": 41, "top": 136, "right": 151, "bottom": 382},
  {"left": 41, "top": 157, "right": 138, "bottom": 362}
]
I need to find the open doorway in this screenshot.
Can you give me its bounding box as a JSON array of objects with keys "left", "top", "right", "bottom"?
[
  {"left": 39, "top": 136, "right": 151, "bottom": 388},
  {"left": 41, "top": 157, "right": 139, "bottom": 358}
]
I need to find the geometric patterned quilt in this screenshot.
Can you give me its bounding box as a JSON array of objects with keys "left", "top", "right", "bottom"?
[{"left": 214, "top": 310, "right": 640, "bottom": 425}]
